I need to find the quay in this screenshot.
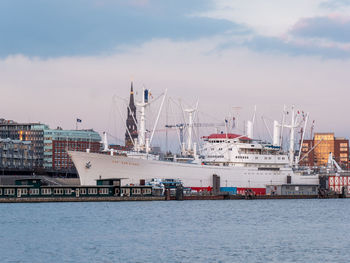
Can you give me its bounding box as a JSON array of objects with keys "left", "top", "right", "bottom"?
[
  {"left": 0, "top": 175, "right": 347, "bottom": 203},
  {"left": 0, "top": 193, "right": 343, "bottom": 203},
  {"left": 0, "top": 196, "right": 164, "bottom": 203},
  {"left": 172, "top": 194, "right": 342, "bottom": 201}
]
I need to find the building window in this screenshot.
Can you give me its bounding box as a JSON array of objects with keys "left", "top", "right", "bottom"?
[
  {"left": 88, "top": 188, "right": 97, "bottom": 195},
  {"left": 4, "top": 188, "right": 15, "bottom": 195},
  {"left": 142, "top": 188, "right": 152, "bottom": 195},
  {"left": 41, "top": 188, "right": 52, "bottom": 195},
  {"left": 18, "top": 189, "right": 28, "bottom": 195},
  {"left": 54, "top": 188, "right": 64, "bottom": 195},
  {"left": 29, "top": 189, "right": 39, "bottom": 195},
  {"left": 99, "top": 188, "right": 109, "bottom": 195}
]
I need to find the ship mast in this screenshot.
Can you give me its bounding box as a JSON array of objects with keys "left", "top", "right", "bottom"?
[
  {"left": 284, "top": 105, "right": 299, "bottom": 166},
  {"left": 185, "top": 108, "right": 195, "bottom": 153},
  {"left": 136, "top": 87, "right": 148, "bottom": 152},
  {"left": 289, "top": 106, "right": 295, "bottom": 165}
]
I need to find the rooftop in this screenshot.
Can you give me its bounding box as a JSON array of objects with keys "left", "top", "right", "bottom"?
[{"left": 203, "top": 133, "right": 251, "bottom": 141}]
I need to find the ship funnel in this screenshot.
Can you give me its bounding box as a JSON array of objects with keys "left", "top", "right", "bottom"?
[
  {"left": 246, "top": 121, "right": 253, "bottom": 139},
  {"left": 273, "top": 120, "right": 280, "bottom": 146}
]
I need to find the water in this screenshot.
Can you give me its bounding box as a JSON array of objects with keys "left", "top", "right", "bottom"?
[{"left": 1, "top": 199, "right": 350, "bottom": 263}]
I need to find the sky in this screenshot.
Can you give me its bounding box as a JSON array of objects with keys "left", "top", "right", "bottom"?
[{"left": 1, "top": 0, "right": 350, "bottom": 148}]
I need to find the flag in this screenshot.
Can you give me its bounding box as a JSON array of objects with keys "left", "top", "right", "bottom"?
[
  {"left": 76, "top": 118, "right": 82, "bottom": 123},
  {"left": 232, "top": 117, "right": 236, "bottom": 129}
]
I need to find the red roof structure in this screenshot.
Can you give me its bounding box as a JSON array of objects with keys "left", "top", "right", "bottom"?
[{"left": 203, "top": 133, "right": 251, "bottom": 140}]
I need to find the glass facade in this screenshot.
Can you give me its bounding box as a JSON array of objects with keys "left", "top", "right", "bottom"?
[
  {"left": 314, "top": 133, "right": 334, "bottom": 167},
  {"left": 0, "top": 120, "right": 101, "bottom": 171},
  {"left": 301, "top": 133, "right": 349, "bottom": 169},
  {"left": 0, "top": 139, "right": 33, "bottom": 169}
]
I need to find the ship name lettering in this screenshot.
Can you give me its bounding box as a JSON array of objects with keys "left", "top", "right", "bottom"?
[{"left": 112, "top": 160, "right": 139, "bottom": 166}]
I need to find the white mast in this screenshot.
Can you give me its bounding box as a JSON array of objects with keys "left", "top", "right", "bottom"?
[
  {"left": 273, "top": 120, "right": 280, "bottom": 146},
  {"left": 246, "top": 105, "right": 257, "bottom": 139},
  {"left": 280, "top": 105, "right": 286, "bottom": 149},
  {"left": 289, "top": 106, "right": 295, "bottom": 166},
  {"left": 246, "top": 121, "right": 253, "bottom": 139},
  {"left": 136, "top": 87, "right": 148, "bottom": 151},
  {"left": 285, "top": 105, "right": 298, "bottom": 166},
  {"left": 102, "top": 132, "right": 109, "bottom": 151},
  {"left": 297, "top": 112, "right": 309, "bottom": 162},
  {"left": 185, "top": 108, "right": 195, "bottom": 153}
]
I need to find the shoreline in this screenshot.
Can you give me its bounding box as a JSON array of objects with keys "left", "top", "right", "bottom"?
[{"left": 0, "top": 194, "right": 344, "bottom": 203}]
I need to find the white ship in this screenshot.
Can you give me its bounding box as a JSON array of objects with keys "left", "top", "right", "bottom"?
[{"left": 69, "top": 86, "right": 319, "bottom": 194}]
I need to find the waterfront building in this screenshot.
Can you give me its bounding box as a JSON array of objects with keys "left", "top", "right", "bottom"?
[
  {"left": 0, "top": 120, "right": 46, "bottom": 167},
  {"left": 0, "top": 138, "right": 33, "bottom": 170},
  {"left": 44, "top": 128, "right": 101, "bottom": 171},
  {"left": 125, "top": 82, "right": 138, "bottom": 148},
  {"left": 0, "top": 119, "right": 101, "bottom": 171},
  {"left": 300, "top": 133, "right": 349, "bottom": 169}
]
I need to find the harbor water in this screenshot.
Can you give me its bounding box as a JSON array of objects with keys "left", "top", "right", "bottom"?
[{"left": 1, "top": 199, "right": 350, "bottom": 262}]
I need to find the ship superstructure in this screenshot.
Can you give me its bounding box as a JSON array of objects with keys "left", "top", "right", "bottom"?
[{"left": 201, "top": 133, "right": 288, "bottom": 167}]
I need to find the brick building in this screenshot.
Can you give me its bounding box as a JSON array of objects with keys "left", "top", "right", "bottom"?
[
  {"left": 44, "top": 128, "right": 101, "bottom": 171},
  {"left": 300, "top": 133, "right": 349, "bottom": 169},
  {"left": 0, "top": 119, "right": 101, "bottom": 171}
]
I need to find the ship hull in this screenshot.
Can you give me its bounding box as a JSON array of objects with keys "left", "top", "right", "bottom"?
[{"left": 69, "top": 151, "right": 319, "bottom": 193}]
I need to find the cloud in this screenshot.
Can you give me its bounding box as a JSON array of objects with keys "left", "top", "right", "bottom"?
[
  {"left": 2, "top": 38, "right": 350, "bottom": 143},
  {"left": 320, "top": 0, "right": 350, "bottom": 9},
  {"left": 197, "top": 0, "right": 350, "bottom": 58},
  {"left": 0, "top": 0, "right": 248, "bottom": 58},
  {"left": 199, "top": 0, "right": 326, "bottom": 36},
  {"left": 2, "top": 0, "right": 350, "bottom": 59},
  {"left": 217, "top": 33, "right": 350, "bottom": 59},
  {"left": 290, "top": 15, "right": 350, "bottom": 43}
]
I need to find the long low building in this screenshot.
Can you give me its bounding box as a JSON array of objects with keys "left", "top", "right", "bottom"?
[
  {"left": 0, "top": 178, "right": 153, "bottom": 199},
  {"left": 266, "top": 184, "right": 319, "bottom": 195}
]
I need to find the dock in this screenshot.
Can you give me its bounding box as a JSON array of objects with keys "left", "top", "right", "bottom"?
[{"left": 0, "top": 193, "right": 343, "bottom": 203}]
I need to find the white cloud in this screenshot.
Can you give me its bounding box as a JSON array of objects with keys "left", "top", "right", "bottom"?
[
  {"left": 1, "top": 38, "right": 350, "bottom": 146},
  {"left": 199, "top": 0, "right": 350, "bottom": 37}
]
